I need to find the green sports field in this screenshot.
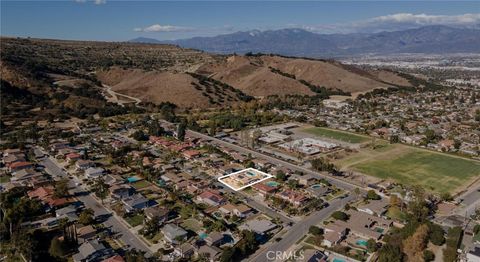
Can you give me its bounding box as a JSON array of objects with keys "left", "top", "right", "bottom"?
[
  {"left": 303, "top": 127, "right": 369, "bottom": 144},
  {"left": 349, "top": 147, "right": 480, "bottom": 193}
]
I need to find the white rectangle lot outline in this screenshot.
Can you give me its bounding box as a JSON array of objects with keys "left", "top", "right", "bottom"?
[{"left": 218, "top": 168, "right": 274, "bottom": 191}]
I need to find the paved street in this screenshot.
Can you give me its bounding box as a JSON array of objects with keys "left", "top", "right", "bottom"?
[
  {"left": 40, "top": 157, "right": 68, "bottom": 179},
  {"left": 71, "top": 185, "right": 152, "bottom": 254},
  {"left": 187, "top": 130, "right": 361, "bottom": 192},
  {"left": 38, "top": 148, "right": 152, "bottom": 254},
  {"left": 186, "top": 131, "right": 359, "bottom": 260},
  {"left": 456, "top": 183, "right": 480, "bottom": 218},
  {"left": 249, "top": 195, "right": 355, "bottom": 262},
  {"left": 223, "top": 185, "right": 294, "bottom": 224}
]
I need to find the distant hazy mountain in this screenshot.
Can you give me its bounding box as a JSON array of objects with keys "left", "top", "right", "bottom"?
[
  {"left": 130, "top": 25, "right": 480, "bottom": 57},
  {"left": 128, "top": 37, "right": 162, "bottom": 44}
]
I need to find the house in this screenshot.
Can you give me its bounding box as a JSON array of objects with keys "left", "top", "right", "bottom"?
[
  {"left": 85, "top": 167, "right": 105, "bottom": 179},
  {"left": 144, "top": 206, "right": 170, "bottom": 225},
  {"left": 197, "top": 190, "right": 226, "bottom": 206},
  {"left": 76, "top": 160, "right": 94, "bottom": 170},
  {"left": 11, "top": 169, "right": 42, "bottom": 182},
  {"left": 182, "top": 150, "right": 201, "bottom": 159},
  {"left": 28, "top": 186, "right": 54, "bottom": 200},
  {"left": 322, "top": 221, "right": 348, "bottom": 247},
  {"left": 219, "top": 203, "right": 252, "bottom": 218},
  {"left": 122, "top": 194, "right": 149, "bottom": 212},
  {"left": 252, "top": 183, "right": 277, "bottom": 197},
  {"left": 161, "top": 224, "right": 188, "bottom": 244},
  {"left": 102, "top": 255, "right": 125, "bottom": 262},
  {"left": 197, "top": 245, "right": 221, "bottom": 262},
  {"left": 298, "top": 249, "right": 328, "bottom": 262},
  {"left": 56, "top": 205, "right": 77, "bottom": 218},
  {"left": 239, "top": 218, "right": 277, "bottom": 236},
  {"left": 50, "top": 142, "right": 70, "bottom": 152},
  {"left": 174, "top": 242, "right": 195, "bottom": 259},
  {"left": 204, "top": 232, "right": 224, "bottom": 247},
  {"left": 276, "top": 190, "right": 309, "bottom": 206},
  {"left": 72, "top": 239, "right": 113, "bottom": 262},
  {"left": 467, "top": 246, "right": 480, "bottom": 262},
  {"left": 298, "top": 175, "right": 316, "bottom": 186},
  {"left": 357, "top": 199, "right": 389, "bottom": 217},
  {"left": 109, "top": 185, "right": 135, "bottom": 200},
  {"left": 76, "top": 225, "right": 97, "bottom": 244},
  {"left": 2, "top": 152, "right": 26, "bottom": 165},
  {"left": 344, "top": 210, "right": 392, "bottom": 240},
  {"left": 8, "top": 161, "right": 33, "bottom": 172},
  {"left": 66, "top": 153, "right": 82, "bottom": 162}
]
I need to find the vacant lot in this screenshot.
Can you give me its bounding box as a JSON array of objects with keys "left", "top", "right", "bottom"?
[
  {"left": 303, "top": 127, "right": 369, "bottom": 144},
  {"left": 337, "top": 144, "right": 480, "bottom": 193}
]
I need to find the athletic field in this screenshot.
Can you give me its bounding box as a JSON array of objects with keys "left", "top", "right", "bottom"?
[
  {"left": 303, "top": 127, "right": 369, "bottom": 144},
  {"left": 336, "top": 144, "right": 480, "bottom": 193}
]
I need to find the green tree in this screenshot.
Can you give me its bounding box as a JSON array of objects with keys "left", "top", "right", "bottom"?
[
  {"left": 366, "top": 238, "right": 378, "bottom": 253},
  {"left": 377, "top": 243, "right": 403, "bottom": 262},
  {"left": 389, "top": 135, "right": 400, "bottom": 144},
  {"left": 331, "top": 211, "right": 349, "bottom": 221},
  {"left": 275, "top": 170, "right": 287, "bottom": 181},
  {"left": 49, "top": 237, "right": 67, "bottom": 258},
  {"left": 93, "top": 178, "right": 109, "bottom": 204},
  {"left": 424, "top": 250, "right": 435, "bottom": 262},
  {"left": 177, "top": 122, "right": 186, "bottom": 141},
  {"left": 54, "top": 179, "right": 69, "bottom": 198},
  {"left": 429, "top": 223, "right": 445, "bottom": 246},
  {"left": 78, "top": 208, "right": 95, "bottom": 225},
  {"left": 220, "top": 247, "right": 236, "bottom": 262},
  {"left": 309, "top": 226, "right": 323, "bottom": 236},
  {"left": 131, "top": 130, "right": 148, "bottom": 141},
  {"left": 366, "top": 190, "right": 381, "bottom": 200}
]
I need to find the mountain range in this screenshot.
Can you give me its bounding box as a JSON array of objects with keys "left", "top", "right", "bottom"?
[{"left": 130, "top": 25, "right": 480, "bottom": 57}]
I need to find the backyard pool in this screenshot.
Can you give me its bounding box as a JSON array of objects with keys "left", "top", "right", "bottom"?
[
  {"left": 127, "top": 176, "right": 141, "bottom": 183},
  {"left": 199, "top": 233, "right": 208, "bottom": 239},
  {"left": 356, "top": 239, "right": 368, "bottom": 247},
  {"left": 333, "top": 258, "right": 346, "bottom": 262},
  {"left": 310, "top": 184, "right": 323, "bottom": 189},
  {"left": 266, "top": 181, "right": 279, "bottom": 187}
]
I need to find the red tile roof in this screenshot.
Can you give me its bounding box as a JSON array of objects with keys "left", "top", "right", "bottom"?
[
  {"left": 103, "top": 255, "right": 125, "bottom": 262},
  {"left": 9, "top": 161, "right": 32, "bottom": 169},
  {"left": 253, "top": 183, "right": 276, "bottom": 193}
]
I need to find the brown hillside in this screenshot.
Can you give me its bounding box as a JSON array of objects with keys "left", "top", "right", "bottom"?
[
  {"left": 197, "top": 56, "right": 315, "bottom": 97},
  {"left": 1, "top": 37, "right": 412, "bottom": 110},
  {"left": 197, "top": 55, "right": 411, "bottom": 97},
  {"left": 97, "top": 68, "right": 248, "bottom": 108}
]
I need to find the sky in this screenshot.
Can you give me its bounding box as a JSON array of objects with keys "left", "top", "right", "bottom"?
[{"left": 1, "top": 1, "right": 480, "bottom": 41}]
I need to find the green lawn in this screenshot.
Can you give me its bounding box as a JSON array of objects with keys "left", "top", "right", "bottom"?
[
  {"left": 303, "top": 127, "right": 369, "bottom": 143},
  {"left": 352, "top": 150, "right": 480, "bottom": 193},
  {"left": 132, "top": 180, "right": 151, "bottom": 190},
  {"left": 0, "top": 176, "right": 10, "bottom": 183},
  {"left": 124, "top": 213, "right": 144, "bottom": 227},
  {"left": 182, "top": 218, "right": 203, "bottom": 232}
]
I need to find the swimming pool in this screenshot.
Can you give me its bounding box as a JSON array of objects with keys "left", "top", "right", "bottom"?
[
  {"left": 310, "top": 184, "right": 322, "bottom": 189},
  {"left": 127, "top": 176, "right": 140, "bottom": 183},
  {"left": 266, "top": 181, "right": 279, "bottom": 187},
  {"left": 246, "top": 171, "right": 256, "bottom": 177},
  {"left": 333, "top": 258, "right": 346, "bottom": 262},
  {"left": 199, "top": 233, "right": 208, "bottom": 239},
  {"left": 356, "top": 239, "right": 368, "bottom": 246}
]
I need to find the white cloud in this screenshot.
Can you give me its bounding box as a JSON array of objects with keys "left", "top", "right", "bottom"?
[
  {"left": 134, "top": 24, "right": 194, "bottom": 33},
  {"left": 74, "top": 0, "right": 87, "bottom": 3},
  {"left": 94, "top": 0, "right": 106, "bottom": 5},
  {"left": 298, "top": 13, "right": 480, "bottom": 34}
]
